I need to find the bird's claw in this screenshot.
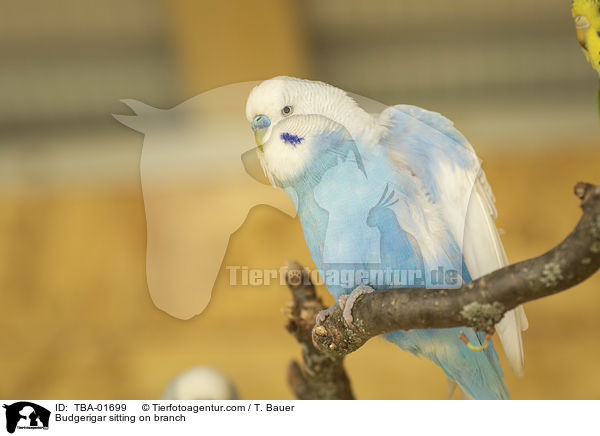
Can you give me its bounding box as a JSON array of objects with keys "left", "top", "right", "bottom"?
[
  {"left": 459, "top": 330, "right": 493, "bottom": 352},
  {"left": 340, "top": 285, "right": 374, "bottom": 330},
  {"left": 312, "top": 285, "right": 374, "bottom": 349}
]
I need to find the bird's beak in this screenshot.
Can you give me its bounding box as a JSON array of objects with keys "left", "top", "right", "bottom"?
[
  {"left": 251, "top": 114, "right": 271, "bottom": 151},
  {"left": 576, "top": 28, "right": 588, "bottom": 50},
  {"left": 254, "top": 130, "right": 267, "bottom": 151},
  {"left": 575, "top": 15, "right": 590, "bottom": 50}
]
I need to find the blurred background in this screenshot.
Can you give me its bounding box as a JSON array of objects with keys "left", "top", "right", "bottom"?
[{"left": 1, "top": 0, "right": 599, "bottom": 400}]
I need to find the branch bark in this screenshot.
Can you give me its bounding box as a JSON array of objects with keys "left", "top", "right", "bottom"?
[
  {"left": 283, "top": 182, "right": 600, "bottom": 398},
  {"left": 284, "top": 261, "right": 354, "bottom": 399}
]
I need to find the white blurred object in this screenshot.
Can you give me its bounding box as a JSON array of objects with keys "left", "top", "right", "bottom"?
[{"left": 162, "top": 367, "right": 239, "bottom": 400}]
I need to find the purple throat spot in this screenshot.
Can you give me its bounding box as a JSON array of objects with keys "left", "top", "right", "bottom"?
[{"left": 280, "top": 132, "right": 304, "bottom": 146}]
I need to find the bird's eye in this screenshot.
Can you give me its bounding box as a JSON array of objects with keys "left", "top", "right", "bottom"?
[{"left": 281, "top": 105, "right": 293, "bottom": 116}]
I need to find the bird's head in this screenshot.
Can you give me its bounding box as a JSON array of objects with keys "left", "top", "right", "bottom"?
[
  {"left": 245, "top": 76, "right": 377, "bottom": 186},
  {"left": 572, "top": 0, "right": 600, "bottom": 74}
]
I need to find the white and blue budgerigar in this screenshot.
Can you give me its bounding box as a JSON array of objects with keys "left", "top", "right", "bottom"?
[{"left": 246, "top": 76, "right": 528, "bottom": 399}]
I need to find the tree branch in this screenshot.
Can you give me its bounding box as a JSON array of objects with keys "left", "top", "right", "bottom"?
[
  {"left": 283, "top": 260, "right": 354, "bottom": 399},
  {"left": 283, "top": 183, "right": 600, "bottom": 397}
]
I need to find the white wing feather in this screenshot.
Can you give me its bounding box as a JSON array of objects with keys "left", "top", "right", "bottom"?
[
  {"left": 462, "top": 170, "right": 528, "bottom": 376},
  {"left": 379, "top": 105, "right": 528, "bottom": 377}
]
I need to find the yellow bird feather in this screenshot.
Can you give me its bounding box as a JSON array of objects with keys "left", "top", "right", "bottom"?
[
  {"left": 572, "top": 0, "right": 600, "bottom": 115},
  {"left": 572, "top": 0, "right": 600, "bottom": 74}
]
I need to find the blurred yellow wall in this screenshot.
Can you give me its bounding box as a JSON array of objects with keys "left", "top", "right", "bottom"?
[{"left": 165, "top": 0, "right": 311, "bottom": 95}]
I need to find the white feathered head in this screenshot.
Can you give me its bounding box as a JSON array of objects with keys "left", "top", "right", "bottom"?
[{"left": 245, "top": 76, "right": 378, "bottom": 186}]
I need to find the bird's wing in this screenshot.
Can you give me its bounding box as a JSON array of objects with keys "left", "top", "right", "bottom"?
[{"left": 378, "top": 104, "right": 528, "bottom": 376}]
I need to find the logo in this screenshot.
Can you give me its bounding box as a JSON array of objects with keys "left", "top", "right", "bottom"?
[{"left": 3, "top": 402, "right": 50, "bottom": 434}]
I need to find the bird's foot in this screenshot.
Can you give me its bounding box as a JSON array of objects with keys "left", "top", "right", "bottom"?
[
  {"left": 459, "top": 330, "right": 494, "bottom": 352},
  {"left": 312, "top": 285, "right": 374, "bottom": 349},
  {"left": 339, "top": 285, "right": 374, "bottom": 330}
]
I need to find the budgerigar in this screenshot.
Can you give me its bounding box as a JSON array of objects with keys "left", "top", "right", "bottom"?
[
  {"left": 572, "top": 0, "right": 600, "bottom": 113},
  {"left": 246, "top": 77, "right": 528, "bottom": 399}
]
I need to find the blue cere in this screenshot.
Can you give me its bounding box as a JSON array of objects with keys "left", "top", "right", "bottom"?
[{"left": 251, "top": 114, "right": 271, "bottom": 130}]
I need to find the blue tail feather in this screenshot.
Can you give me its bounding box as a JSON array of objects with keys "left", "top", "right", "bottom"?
[{"left": 385, "top": 327, "right": 509, "bottom": 400}]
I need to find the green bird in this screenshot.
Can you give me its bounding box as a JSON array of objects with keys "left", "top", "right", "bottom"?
[{"left": 572, "top": 0, "right": 600, "bottom": 115}]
